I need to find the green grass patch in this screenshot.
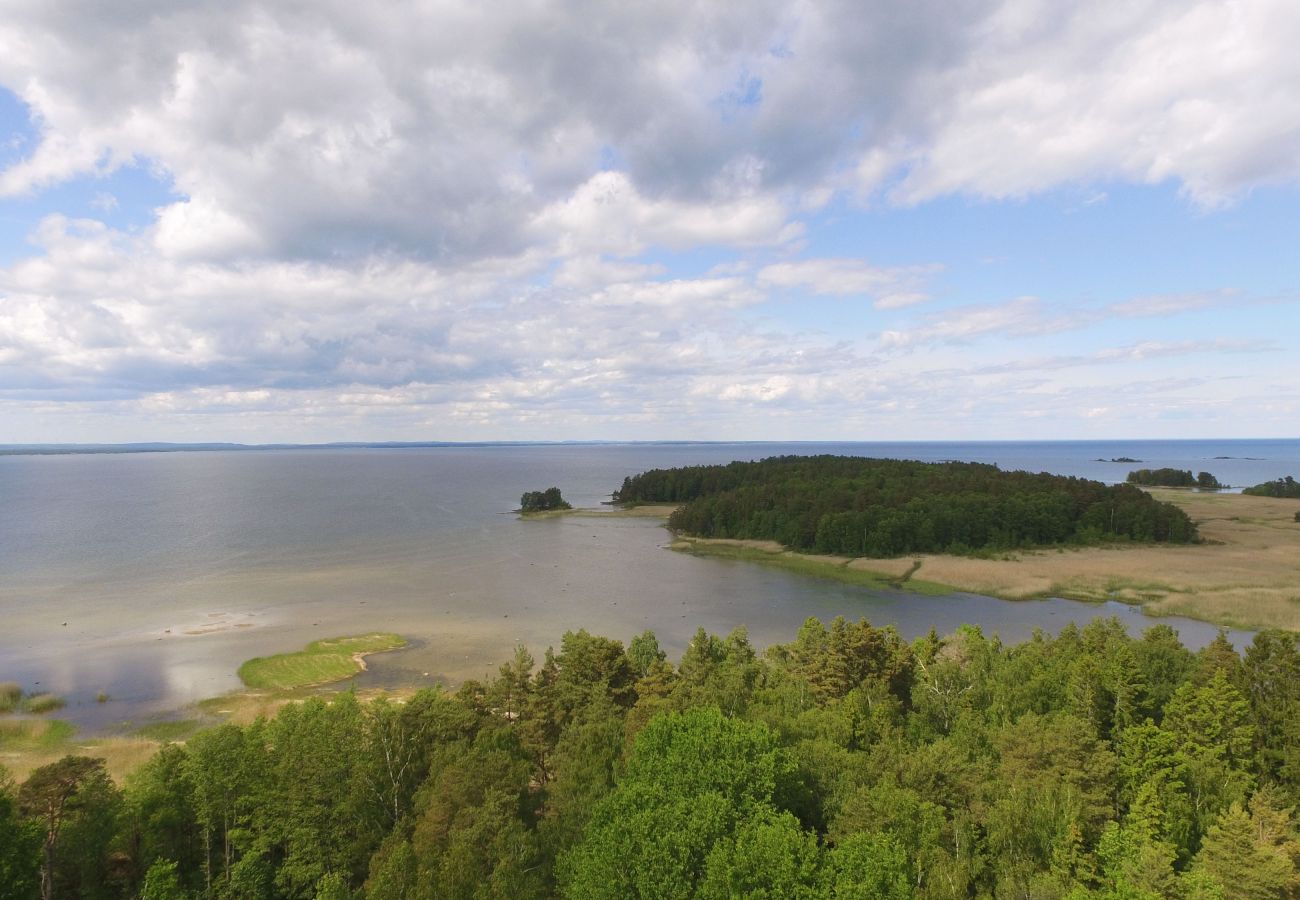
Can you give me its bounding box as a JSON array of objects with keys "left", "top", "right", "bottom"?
[
  {"left": 674, "top": 541, "right": 951, "bottom": 596},
  {"left": 238, "top": 633, "right": 406, "bottom": 690},
  {"left": 0, "top": 682, "right": 20, "bottom": 713},
  {"left": 0, "top": 718, "right": 76, "bottom": 753}
]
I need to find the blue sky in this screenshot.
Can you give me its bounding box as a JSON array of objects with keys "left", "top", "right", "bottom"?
[{"left": 1, "top": 0, "right": 1297, "bottom": 442}]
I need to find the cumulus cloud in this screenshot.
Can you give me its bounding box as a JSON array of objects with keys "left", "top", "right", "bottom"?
[
  {"left": 3, "top": 0, "right": 1299, "bottom": 264},
  {"left": 758, "top": 258, "right": 938, "bottom": 308},
  {"left": 1, "top": 0, "right": 1298, "bottom": 438}
]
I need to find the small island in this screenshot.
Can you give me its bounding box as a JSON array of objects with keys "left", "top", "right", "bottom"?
[
  {"left": 519, "top": 486, "right": 572, "bottom": 513},
  {"left": 1126, "top": 467, "right": 1223, "bottom": 490},
  {"left": 614, "top": 455, "right": 1199, "bottom": 555},
  {"left": 237, "top": 633, "right": 406, "bottom": 690},
  {"left": 1095, "top": 456, "right": 1142, "bottom": 463}
]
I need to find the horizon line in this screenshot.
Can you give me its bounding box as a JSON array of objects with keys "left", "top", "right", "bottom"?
[{"left": 2, "top": 436, "right": 1297, "bottom": 458}]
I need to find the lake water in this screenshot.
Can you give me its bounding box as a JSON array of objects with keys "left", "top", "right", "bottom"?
[{"left": 2, "top": 439, "right": 1296, "bottom": 730}]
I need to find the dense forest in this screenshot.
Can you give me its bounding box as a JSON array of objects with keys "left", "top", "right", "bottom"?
[
  {"left": 611, "top": 456, "right": 1198, "bottom": 556},
  {"left": 520, "top": 488, "right": 572, "bottom": 513},
  {"left": 3, "top": 618, "right": 1299, "bottom": 899},
  {"left": 1125, "top": 470, "right": 1222, "bottom": 490},
  {"left": 1242, "top": 477, "right": 1300, "bottom": 499}
]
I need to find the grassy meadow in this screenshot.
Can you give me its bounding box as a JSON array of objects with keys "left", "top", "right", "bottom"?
[{"left": 671, "top": 490, "right": 1300, "bottom": 631}]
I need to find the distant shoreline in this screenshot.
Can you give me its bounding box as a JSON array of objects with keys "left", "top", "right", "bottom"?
[{"left": 3, "top": 437, "right": 1298, "bottom": 457}]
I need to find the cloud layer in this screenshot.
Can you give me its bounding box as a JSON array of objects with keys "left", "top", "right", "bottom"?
[{"left": 1, "top": 0, "right": 1298, "bottom": 439}]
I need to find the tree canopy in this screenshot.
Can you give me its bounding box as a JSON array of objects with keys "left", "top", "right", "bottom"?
[
  {"left": 612, "top": 455, "right": 1199, "bottom": 555},
  {"left": 520, "top": 487, "right": 572, "bottom": 513},
  {"left": 1126, "top": 468, "right": 1224, "bottom": 490},
  {"left": 8, "top": 616, "right": 1300, "bottom": 898},
  {"left": 1242, "top": 476, "right": 1300, "bottom": 499}
]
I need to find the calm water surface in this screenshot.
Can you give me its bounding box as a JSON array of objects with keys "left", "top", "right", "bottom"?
[{"left": 2, "top": 440, "right": 1295, "bottom": 729}]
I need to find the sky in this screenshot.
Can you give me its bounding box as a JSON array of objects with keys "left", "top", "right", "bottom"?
[{"left": 0, "top": 0, "right": 1297, "bottom": 443}]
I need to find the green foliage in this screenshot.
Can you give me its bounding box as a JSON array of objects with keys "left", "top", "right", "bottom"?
[
  {"left": 558, "top": 708, "right": 796, "bottom": 898},
  {"left": 141, "top": 859, "right": 185, "bottom": 900},
  {"left": 614, "top": 455, "right": 1199, "bottom": 556},
  {"left": 18, "top": 756, "right": 122, "bottom": 900},
  {"left": 828, "top": 831, "right": 912, "bottom": 900},
  {"left": 1127, "top": 467, "right": 1224, "bottom": 489},
  {"left": 122, "top": 743, "right": 203, "bottom": 894},
  {"left": 1242, "top": 475, "right": 1300, "bottom": 498},
  {"left": 1191, "top": 803, "right": 1294, "bottom": 899},
  {"left": 520, "top": 487, "right": 572, "bottom": 512},
  {"left": 16, "top": 617, "right": 1300, "bottom": 899},
  {"left": 625, "top": 630, "right": 666, "bottom": 677},
  {"left": 697, "top": 810, "right": 825, "bottom": 899},
  {"left": 0, "top": 767, "right": 42, "bottom": 900}
]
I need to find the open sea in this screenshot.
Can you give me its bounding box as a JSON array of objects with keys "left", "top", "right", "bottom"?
[{"left": 2, "top": 439, "right": 1296, "bottom": 729}]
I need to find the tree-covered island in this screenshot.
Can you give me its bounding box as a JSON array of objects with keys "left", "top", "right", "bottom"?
[
  {"left": 520, "top": 487, "right": 572, "bottom": 513},
  {"left": 1125, "top": 468, "right": 1223, "bottom": 490},
  {"left": 612, "top": 456, "right": 1199, "bottom": 556}
]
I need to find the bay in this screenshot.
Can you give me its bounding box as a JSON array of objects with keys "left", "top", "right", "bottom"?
[{"left": 2, "top": 439, "right": 1295, "bottom": 729}]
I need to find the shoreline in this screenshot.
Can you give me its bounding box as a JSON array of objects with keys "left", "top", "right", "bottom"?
[
  {"left": 7, "top": 490, "right": 1295, "bottom": 781},
  {"left": 518, "top": 503, "right": 681, "bottom": 520},
  {"left": 2, "top": 633, "right": 412, "bottom": 783},
  {"left": 539, "top": 492, "right": 1300, "bottom": 634}
]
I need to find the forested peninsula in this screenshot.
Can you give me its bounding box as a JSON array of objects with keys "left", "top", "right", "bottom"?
[
  {"left": 1243, "top": 476, "right": 1300, "bottom": 499},
  {"left": 4, "top": 618, "right": 1299, "bottom": 899},
  {"left": 613, "top": 456, "right": 1199, "bottom": 556}
]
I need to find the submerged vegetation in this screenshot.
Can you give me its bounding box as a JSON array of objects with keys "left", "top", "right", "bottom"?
[
  {"left": 1126, "top": 468, "right": 1223, "bottom": 490},
  {"left": 237, "top": 633, "right": 406, "bottom": 690},
  {"left": 0, "top": 684, "right": 66, "bottom": 716},
  {"left": 613, "top": 456, "right": 1199, "bottom": 556},
  {"left": 2, "top": 617, "right": 1299, "bottom": 899}
]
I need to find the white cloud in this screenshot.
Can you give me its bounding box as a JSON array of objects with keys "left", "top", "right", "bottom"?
[
  {"left": 3, "top": 0, "right": 1298, "bottom": 266},
  {"left": 758, "top": 258, "right": 938, "bottom": 308},
  {"left": 880, "top": 296, "right": 1057, "bottom": 348},
  {"left": 878, "top": 290, "right": 1268, "bottom": 350},
  {"left": 532, "top": 171, "right": 799, "bottom": 258},
  {"left": 883, "top": 0, "right": 1300, "bottom": 205},
  {"left": 1, "top": 1, "right": 1298, "bottom": 439}
]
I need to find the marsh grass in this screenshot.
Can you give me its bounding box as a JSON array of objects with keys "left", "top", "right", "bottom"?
[
  {"left": 0, "top": 717, "right": 75, "bottom": 752},
  {"left": 21, "top": 693, "right": 65, "bottom": 714},
  {"left": 0, "top": 682, "right": 20, "bottom": 713},
  {"left": 0, "top": 720, "right": 156, "bottom": 783},
  {"left": 674, "top": 491, "right": 1300, "bottom": 631},
  {"left": 672, "top": 538, "right": 950, "bottom": 596},
  {"left": 237, "top": 632, "right": 406, "bottom": 690}
]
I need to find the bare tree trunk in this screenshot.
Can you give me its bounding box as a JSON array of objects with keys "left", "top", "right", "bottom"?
[{"left": 41, "top": 832, "right": 54, "bottom": 900}]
